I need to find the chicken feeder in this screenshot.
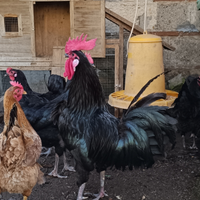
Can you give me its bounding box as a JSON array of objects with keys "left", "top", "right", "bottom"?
[{"left": 108, "top": 33, "right": 178, "bottom": 109}]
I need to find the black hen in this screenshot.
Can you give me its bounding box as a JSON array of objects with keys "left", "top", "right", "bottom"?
[
  {"left": 6, "top": 68, "right": 66, "bottom": 101},
  {"left": 6, "top": 68, "right": 74, "bottom": 178},
  {"left": 51, "top": 35, "right": 176, "bottom": 200},
  {"left": 167, "top": 75, "right": 200, "bottom": 149}
]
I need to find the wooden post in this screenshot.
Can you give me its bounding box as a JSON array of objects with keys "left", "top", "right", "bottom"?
[{"left": 119, "top": 25, "right": 124, "bottom": 91}]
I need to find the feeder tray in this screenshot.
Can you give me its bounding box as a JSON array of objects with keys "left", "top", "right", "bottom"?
[{"left": 108, "top": 89, "right": 178, "bottom": 109}]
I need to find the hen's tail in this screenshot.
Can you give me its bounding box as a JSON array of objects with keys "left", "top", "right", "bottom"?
[{"left": 47, "top": 75, "right": 66, "bottom": 94}]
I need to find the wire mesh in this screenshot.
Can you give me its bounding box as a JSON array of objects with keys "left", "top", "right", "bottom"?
[
  {"left": 94, "top": 48, "right": 115, "bottom": 114},
  {"left": 4, "top": 17, "right": 18, "bottom": 32}
]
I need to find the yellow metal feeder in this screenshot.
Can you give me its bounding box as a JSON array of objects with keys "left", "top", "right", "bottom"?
[{"left": 108, "top": 33, "right": 178, "bottom": 109}]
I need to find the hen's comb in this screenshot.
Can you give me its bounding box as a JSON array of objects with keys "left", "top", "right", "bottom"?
[
  {"left": 10, "top": 81, "right": 23, "bottom": 90},
  {"left": 6, "top": 67, "right": 12, "bottom": 73},
  {"left": 65, "top": 33, "right": 97, "bottom": 54},
  {"left": 85, "top": 52, "right": 94, "bottom": 64}
]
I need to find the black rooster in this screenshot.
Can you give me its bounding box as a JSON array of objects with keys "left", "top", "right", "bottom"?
[
  {"left": 52, "top": 34, "right": 176, "bottom": 200},
  {"left": 6, "top": 68, "right": 75, "bottom": 178},
  {"left": 167, "top": 75, "right": 200, "bottom": 149}
]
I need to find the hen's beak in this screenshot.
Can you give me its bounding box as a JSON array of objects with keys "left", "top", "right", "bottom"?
[
  {"left": 23, "top": 90, "right": 27, "bottom": 94},
  {"left": 65, "top": 53, "right": 69, "bottom": 58}
]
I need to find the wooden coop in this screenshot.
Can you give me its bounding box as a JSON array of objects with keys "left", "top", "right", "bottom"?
[{"left": 0, "top": 0, "right": 105, "bottom": 77}]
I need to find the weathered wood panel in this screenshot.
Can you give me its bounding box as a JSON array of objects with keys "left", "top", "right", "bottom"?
[
  {"left": 0, "top": 0, "right": 32, "bottom": 58},
  {"left": 34, "top": 2, "right": 70, "bottom": 57},
  {"left": 70, "top": 0, "right": 105, "bottom": 58}
]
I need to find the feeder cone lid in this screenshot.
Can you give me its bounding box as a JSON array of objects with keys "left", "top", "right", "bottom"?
[{"left": 129, "top": 33, "right": 162, "bottom": 43}]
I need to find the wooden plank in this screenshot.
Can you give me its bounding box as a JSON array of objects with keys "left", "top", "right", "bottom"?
[
  {"left": 105, "top": 8, "right": 175, "bottom": 51},
  {"left": 52, "top": 46, "right": 66, "bottom": 66},
  {"left": 106, "top": 39, "right": 120, "bottom": 44},
  {"left": 0, "top": 66, "right": 52, "bottom": 71},
  {"left": 70, "top": 0, "right": 74, "bottom": 38},
  {"left": 29, "top": 0, "right": 70, "bottom": 1},
  {"left": 51, "top": 67, "right": 61, "bottom": 76},
  {"left": 30, "top": 1, "right": 36, "bottom": 56},
  {"left": 71, "top": 0, "right": 105, "bottom": 58}
]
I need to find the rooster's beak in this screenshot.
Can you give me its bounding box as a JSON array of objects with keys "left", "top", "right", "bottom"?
[
  {"left": 4, "top": 73, "right": 8, "bottom": 77},
  {"left": 65, "top": 53, "right": 69, "bottom": 58},
  {"left": 23, "top": 91, "right": 27, "bottom": 94}
]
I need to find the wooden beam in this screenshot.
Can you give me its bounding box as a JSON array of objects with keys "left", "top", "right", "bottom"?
[
  {"left": 150, "top": 31, "right": 200, "bottom": 36},
  {"left": 105, "top": 8, "right": 175, "bottom": 51},
  {"left": 105, "top": 8, "right": 142, "bottom": 35},
  {"left": 106, "top": 39, "right": 120, "bottom": 44},
  {"left": 119, "top": 25, "right": 123, "bottom": 91},
  {"left": 154, "top": 0, "right": 196, "bottom": 1}
]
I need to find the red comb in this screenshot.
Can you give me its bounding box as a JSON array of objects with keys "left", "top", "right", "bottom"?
[
  {"left": 6, "top": 67, "right": 12, "bottom": 73},
  {"left": 85, "top": 52, "right": 94, "bottom": 64},
  {"left": 10, "top": 81, "right": 23, "bottom": 90},
  {"left": 65, "top": 33, "right": 97, "bottom": 54}
]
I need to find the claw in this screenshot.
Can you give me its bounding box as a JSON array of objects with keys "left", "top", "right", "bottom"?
[{"left": 48, "top": 170, "right": 68, "bottom": 179}]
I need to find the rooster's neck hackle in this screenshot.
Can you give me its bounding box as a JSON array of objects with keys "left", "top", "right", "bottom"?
[{"left": 67, "top": 51, "right": 105, "bottom": 115}]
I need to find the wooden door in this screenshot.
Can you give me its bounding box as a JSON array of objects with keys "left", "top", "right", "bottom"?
[{"left": 34, "top": 2, "right": 70, "bottom": 57}]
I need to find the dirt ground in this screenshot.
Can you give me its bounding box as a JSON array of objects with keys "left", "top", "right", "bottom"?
[{"left": 1, "top": 124, "right": 200, "bottom": 200}]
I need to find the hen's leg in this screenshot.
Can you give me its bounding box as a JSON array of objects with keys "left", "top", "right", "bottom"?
[
  {"left": 48, "top": 153, "right": 67, "bottom": 178},
  {"left": 62, "top": 152, "right": 75, "bottom": 172},
  {"left": 190, "top": 133, "right": 198, "bottom": 149},
  {"left": 23, "top": 196, "right": 28, "bottom": 200},
  {"left": 182, "top": 135, "right": 186, "bottom": 148},
  {"left": 41, "top": 147, "right": 52, "bottom": 157}
]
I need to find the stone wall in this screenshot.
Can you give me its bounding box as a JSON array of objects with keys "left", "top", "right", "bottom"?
[{"left": 105, "top": 0, "right": 200, "bottom": 84}]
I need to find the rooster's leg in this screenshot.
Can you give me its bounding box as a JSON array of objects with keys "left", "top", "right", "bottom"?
[
  {"left": 84, "top": 171, "right": 108, "bottom": 200},
  {"left": 23, "top": 196, "right": 28, "bottom": 200},
  {"left": 92, "top": 171, "right": 108, "bottom": 200},
  {"left": 190, "top": 133, "right": 198, "bottom": 149},
  {"left": 62, "top": 152, "right": 75, "bottom": 172},
  {"left": 182, "top": 135, "right": 186, "bottom": 148},
  {"left": 77, "top": 183, "right": 87, "bottom": 200},
  {"left": 48, "top": 153, "right": 68, "bottom": 178},
  {"left": 41, "top": 147, "right": 52, "bottom": 157}
]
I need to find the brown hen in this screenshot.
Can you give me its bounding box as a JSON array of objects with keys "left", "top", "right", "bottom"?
[{"left": 0, "top": 81, "right": 45, "bottom": 200}]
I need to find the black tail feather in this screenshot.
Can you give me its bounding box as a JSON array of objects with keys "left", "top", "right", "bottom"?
[
  {"left": 132, "top": 93, "right": 166, "bottom": 109},
  {"left": 125, "top": 71, "right": 169, "bottom": 116}
]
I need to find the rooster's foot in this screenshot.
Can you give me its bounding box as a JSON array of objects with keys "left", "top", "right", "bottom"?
[
  {"left": 190, "top": 144, "right": 198, "bottom": 150},
  {"left": 84, "top": 190, "right": 108, "bottom": 200},
  {"left": 48, "top": 170, "right": 67, "bottom": 179}
]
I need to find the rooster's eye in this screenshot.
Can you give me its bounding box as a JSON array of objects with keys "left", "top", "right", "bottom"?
[{"left": 72, "top": 53, "right": 74, "bottom": 56}]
